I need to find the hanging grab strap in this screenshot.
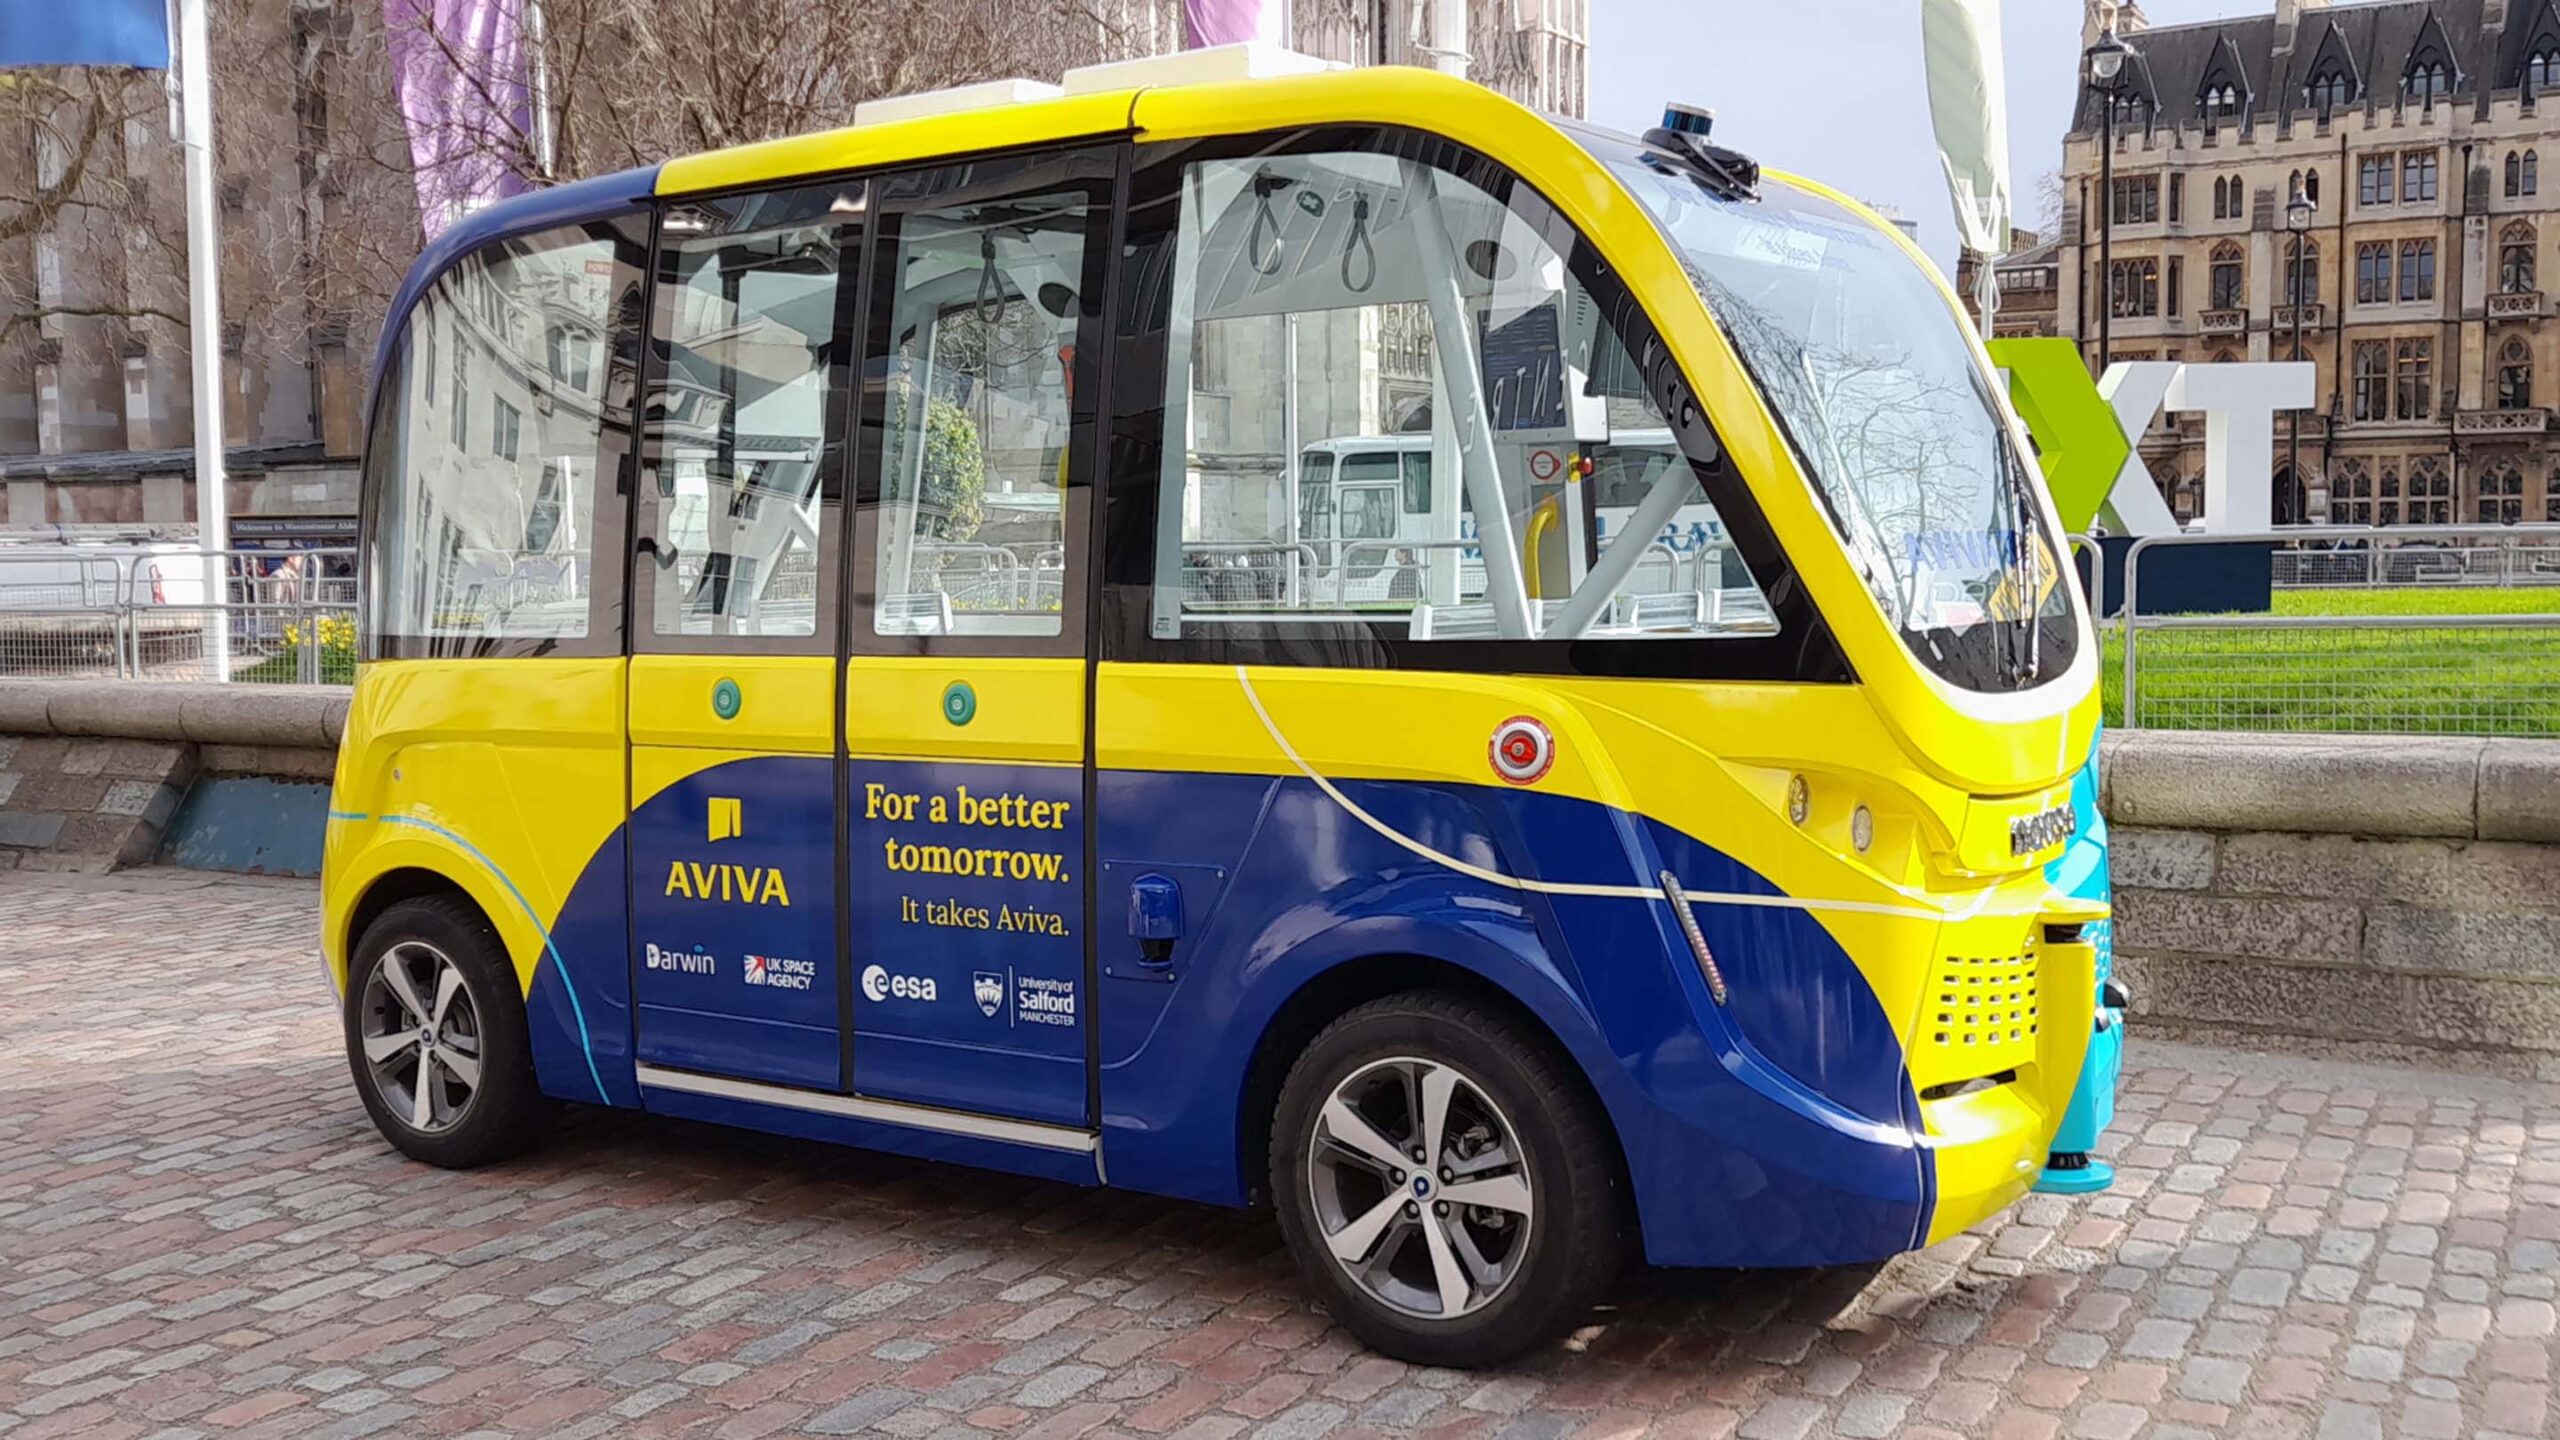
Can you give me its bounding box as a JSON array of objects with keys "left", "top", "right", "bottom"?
[
  {"left": 977, "top": 232, "right": 1005, "bottom": 325},
  {"left": 1248, "top": 172, "right": 1291, "bottom": 276},
  {"left": 1340, "top": 191, "right": 1376, "bottom": 294}
]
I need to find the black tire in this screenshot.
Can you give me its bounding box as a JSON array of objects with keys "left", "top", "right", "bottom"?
[
  {"left": 343, "top": 895, "right": 555, "bottom": 1168},
  {"left": 1270, "top": 991, "right": 1628, "bottom": 1367}
]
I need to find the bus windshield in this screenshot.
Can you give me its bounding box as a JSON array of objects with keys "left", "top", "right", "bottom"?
[{"left": 1585, "top": 132, "right": 2078, "bottom": 692}]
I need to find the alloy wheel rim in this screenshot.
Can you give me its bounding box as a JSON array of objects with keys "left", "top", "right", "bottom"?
[
  {"left": 358, "top": 941, "right": 484, "bottom": 1135},
  {"left": 1307, "top": 1055, "right": 1535, "bottom": 1321}
]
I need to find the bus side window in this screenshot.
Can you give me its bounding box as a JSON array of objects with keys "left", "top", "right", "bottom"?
[
  {"left": 1131, "top": 141, "right": 1779, "bottom": 649},
  {"left": 640, "top": 187, "right": 857, "bottom": 641},
  {"left": 866, "top": 188, "right": 1093, "bottom": 640},
  {"left": 366, "top": 216, "right": 646, "bottom": 655}
]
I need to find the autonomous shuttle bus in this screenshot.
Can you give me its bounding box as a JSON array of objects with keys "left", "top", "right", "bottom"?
[{"left": 325, "top": 49, "right": 2105, "bottom": 1364}]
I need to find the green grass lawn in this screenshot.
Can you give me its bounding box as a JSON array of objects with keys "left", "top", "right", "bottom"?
[{"left": 2102, "top": 585, "right": 2560, "bottom": 736}]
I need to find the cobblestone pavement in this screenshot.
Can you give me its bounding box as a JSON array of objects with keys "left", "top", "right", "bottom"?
[{"left": 4, "top": 870, "right": 2558, "bottom": 1440}]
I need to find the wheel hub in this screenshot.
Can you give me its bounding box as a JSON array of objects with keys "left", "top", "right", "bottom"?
[
  {"left": 1306, "top": 1056, "right": 1534, "bottom": 1321},
  {"left": 358, "top": 941, "right": 484, "bottom": 1136}
]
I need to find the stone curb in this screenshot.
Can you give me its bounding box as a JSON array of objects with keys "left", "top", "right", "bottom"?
[
  {"left": 2104, "top": 728, "right": 2558, "bottom": 841},
  {"left": 0, "top": 680, "right": 347, "bottom": 750}
]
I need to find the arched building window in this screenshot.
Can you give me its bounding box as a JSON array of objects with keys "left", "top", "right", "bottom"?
[
  {"left": 2213, "top": 176, "right": 2230, "bottom": 218},
  {"left": 2499, "top": 336, "right": 2535, "bottom": 410},
  {"left": 2409, "top": 63, "right": 2450, "bottom": 105},
  {"left": 2508, "top": 150, "right": 2524, "bottom": 197},
  {"left": 2309, "top": 67, "right": 2355, "bottom": 112},
  {"left": 2336, "top": 459, "right": 2374, "bottom": 525},
  {"left": 2533, "top": 50, "right": 2560, "bottom": 91},
  {"left": 2378, "top": 463, "right": 2403, "bottom": 526},
  {"left": 2501, "top": 222, "right": 2538, "bottom": 293},
  {"left": 2480, "top": 463, "right": 2525, "bottom": 524},
  {"left": 2353, "top": 342, "right": 2388, "bottom": 418},
  {"left": 2529, "top": 150, "right": 2542, "bottom": 196},
  {"left": 2287, "top": 240, "right": 2321, "bottom": 305},
  {"left": 2210, "top": 241, "right": 2246, "bottom": 309},
  {"left": 2408, "top": 457, "right": 2452, "bottom": 524}
]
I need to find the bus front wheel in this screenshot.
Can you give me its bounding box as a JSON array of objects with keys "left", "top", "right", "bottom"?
[
  {"left": 343, "top": 895, "right": 555, "bottom": 1169},
  {"left": 1270, "top": 992, "right": 1626, "bottom": 1366}
]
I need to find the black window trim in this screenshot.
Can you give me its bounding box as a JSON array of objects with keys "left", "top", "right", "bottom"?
[{"left": 1097, "top": 123, "right": 1850, "bottom": 685}]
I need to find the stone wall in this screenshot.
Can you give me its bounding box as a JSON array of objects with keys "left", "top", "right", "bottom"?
[
  {"left": 0, "top": 681, "right": 343, "bottom": 873},
  {"left": 2104, "top": 731, "right": 2560, "bottom": 1065}
]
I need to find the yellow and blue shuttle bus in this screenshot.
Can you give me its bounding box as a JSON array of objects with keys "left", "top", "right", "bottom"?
[{"left": 325, "top": 49, "right": 2105, "bottom": 1364}]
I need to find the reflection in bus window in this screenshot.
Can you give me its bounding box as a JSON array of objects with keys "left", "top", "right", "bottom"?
[
  {"left": 369, "top": 223, "right": 636, "bottom": 643},
  {"left": 646, "top": 203, "right": 843, "bottom": 638},
  {"left": 1153, "top": 151, "right": 1776, "bottom": 642},
  {"left": 871, "top": 192, "right": 1088, "bottom": 638}
]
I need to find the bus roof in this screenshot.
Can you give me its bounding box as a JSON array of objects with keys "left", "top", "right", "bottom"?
[{"left": 655, "top": 55, "right": 1553, "bottom": 198}]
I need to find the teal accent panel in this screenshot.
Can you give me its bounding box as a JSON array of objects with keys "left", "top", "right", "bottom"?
[{"left": 161, "top": 778, "right": 331, "bottom": 877}]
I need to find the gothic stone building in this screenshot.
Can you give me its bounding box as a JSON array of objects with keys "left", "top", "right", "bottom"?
[{"left": 2058, "top": 0, "right": 2560, "bottom": 527}]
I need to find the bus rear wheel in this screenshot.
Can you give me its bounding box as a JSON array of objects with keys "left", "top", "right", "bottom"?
[
  {"left": 343, "top": 896, "right": 554, "bottom": 1169},
  {"left": 1270, "top": 992, "right": 1626, "bottom": 1366}
]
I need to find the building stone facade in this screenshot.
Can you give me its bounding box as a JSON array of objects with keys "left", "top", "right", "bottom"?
[
  {"left": 0, "top": 0, "right": 1587, "bottom": 546},
  {"left": 2032, "top": 0, "right": 2560, "bottom": 527}
]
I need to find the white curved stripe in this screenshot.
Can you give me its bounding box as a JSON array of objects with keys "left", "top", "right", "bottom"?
[{"left": 1233, "top": 667, "right": 1961, "bottom": 921}]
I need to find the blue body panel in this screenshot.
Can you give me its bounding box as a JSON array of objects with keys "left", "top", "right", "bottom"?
[
  {"left": 513, "top": 756, "right": 1942, "bottom": 1268},
  {"left": 1089, "top": 770, "right": 1928, "bottom": 1268},
  {"left": 629, "top": 759, "right": 841, "bottom": 1091}
]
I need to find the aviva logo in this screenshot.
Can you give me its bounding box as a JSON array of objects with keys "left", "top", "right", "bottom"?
[
  {"left": 664, "top": 860, "right": 791, "bottom": 906},
  {"left": 708, "top": 797, "right": 743, "bottom": 843}
]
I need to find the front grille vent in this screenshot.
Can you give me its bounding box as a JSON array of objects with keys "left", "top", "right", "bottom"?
[{"left": 1932, "top": 950, "right": 2040, "bottom": 1053}]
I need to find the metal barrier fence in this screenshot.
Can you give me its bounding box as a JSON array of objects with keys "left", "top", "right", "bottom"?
[
  {"left": 2121, "top": 525, "right": 2560, "bottom": 738},
  {"left": 0, "top": 548, "right": 358, "bottom": 684},
  {"left": 9, "top": 531, "right": 2560, "bottom": 740}
]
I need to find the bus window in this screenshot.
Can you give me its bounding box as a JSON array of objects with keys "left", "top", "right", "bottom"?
[
  {"left": 367, "top": 219, "right": 644, "bottom": 649},
  {"left": 870, "top": 191, "right": 1088, "bottom": 638},
  {"left": 1401, "top": 449, "right": 1432, "bottom": 514},
  {"left": 1297, "top": 456, "right": 1332, "bottom": 542},
  {"left": 1141, "top": 144, "right": 1779, "bottom": 647},
  {"left": 642, "top": 194, "right": 848, "bottom": 639}
]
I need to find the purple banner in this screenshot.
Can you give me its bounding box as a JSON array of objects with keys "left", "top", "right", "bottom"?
[
  {"left": 1183, "top": 0, "right": 1282, "bottom": 48},
  {"left": 383, "top": 0, "right": 531, "bottom": 238}
]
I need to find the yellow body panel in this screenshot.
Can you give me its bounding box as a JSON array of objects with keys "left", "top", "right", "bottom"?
[
  {"left": 323, "top": 658, "right": 628, "bottom": 994},
  {"left": 845, "top": 656, "right": 1084, "bottom": 766},
  {"left": 629, "top": 655, "right": 834, "bottom": 754},
  {"left": 656, "top": 92, "right": 1138, "bottom": 196}
]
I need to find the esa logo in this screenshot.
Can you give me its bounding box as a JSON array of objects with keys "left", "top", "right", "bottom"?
[{"left": 860, "top": 964, "right": 938, "bottom": 1003}]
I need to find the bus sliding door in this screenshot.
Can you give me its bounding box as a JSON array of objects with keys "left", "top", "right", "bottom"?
[
  {"left": 626, "top": 183, "right": 858, "bottom": 1092},
  {"left": 840, "top": 149, "right": 1115, "bottom": 1130}
]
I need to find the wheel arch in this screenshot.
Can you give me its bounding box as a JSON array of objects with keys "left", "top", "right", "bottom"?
[
  {"left": 1233, "top": 951, "right": 1637, "bottom": 1238},
  {"left": 329, "top": 835, "right": 526, "bottom": 993}
]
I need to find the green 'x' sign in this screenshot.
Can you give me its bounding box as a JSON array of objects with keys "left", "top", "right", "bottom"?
[{"left": 1986, "top": 337, "right": 2130, "bottom": 533}]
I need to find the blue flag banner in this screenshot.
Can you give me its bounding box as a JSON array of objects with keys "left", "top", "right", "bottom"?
[{"left": 0, "top": 0, "right": 172, "bottom": 68}]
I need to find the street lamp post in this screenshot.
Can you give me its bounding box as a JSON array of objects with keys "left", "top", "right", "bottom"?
[
  {"left": 2286, "top": 182, "right": 2316, "bottom": 524},
  {"left": 2087, "top": 27, "right": 2133, "bottom": 371}
]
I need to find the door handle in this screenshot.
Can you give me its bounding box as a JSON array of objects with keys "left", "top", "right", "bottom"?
[{"left": 1127, "top": 873, "right": 1183, "bottom": 967}]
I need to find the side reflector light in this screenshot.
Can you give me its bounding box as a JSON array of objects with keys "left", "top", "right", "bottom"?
[{"left": 1659, "top": 871, "right": 1728, "bottom": 1006}]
